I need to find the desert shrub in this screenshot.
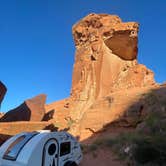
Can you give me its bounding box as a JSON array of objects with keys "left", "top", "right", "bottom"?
[
  {"left": 133, "top": 139, "right": 159, "bottom": 164},
  {"left": 141, "top": 91, "right": 158, "bottom": 106},
  {"left": 93, "top": 138, "right": 105, "bottom": 146},
  {"left": 143, "top": 111, "right": 166, "bottom": 136},
  {"left": 160, "top": 99, "right": 166, "bottom": 108},
  {"left": 81, "top": 116, "right": 166, "bottom": 165},
  {"left": 109, "top": 131, "right": 166, "bottom": 165},
  {"left": 80, "top": 144, "right": 89, "bottom": 154},
  {"left": 131, "top": 134, "right": 166, "bottom": 165},
  {"left": 146, "top": 111, "right": 163, "bottom": 124},
  {"left": 81, "top": 143, "right": 98, "bottom": 156},
  {"left": 89, "top": 130, "right": 166, "bottom": 165}
]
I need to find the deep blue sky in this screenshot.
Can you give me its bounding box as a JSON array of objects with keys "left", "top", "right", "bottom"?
[{"left": 0, "top": 0, "right": 166, "bottom": 112}]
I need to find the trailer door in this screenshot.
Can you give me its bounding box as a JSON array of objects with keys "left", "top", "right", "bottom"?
[{"left": 42, "top": 139, "right": 58, "bottom": 166}]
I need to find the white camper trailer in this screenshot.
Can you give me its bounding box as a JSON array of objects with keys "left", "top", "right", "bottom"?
[{"left": 0, "top": 131, "right": 82, "bottom": 166}]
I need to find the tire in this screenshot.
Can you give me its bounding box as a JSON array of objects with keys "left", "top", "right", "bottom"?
[{"left": 64, "top": 161, "right": 78, "bottom": 166}]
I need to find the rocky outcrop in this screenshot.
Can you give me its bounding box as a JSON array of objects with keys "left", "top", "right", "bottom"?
[
  {"left": 45, "top": 99, "right": 70, "bottom": 128},
  {"left": 0, "top": 81, "right": 7, "bottom": 106},
  {"left": 0, "top": 121, "right": 53, "bottom": 145},
  {"left": 71, "top": 13, "right": 155, "bottom": 101},
  {"left": 65, "top": 14, "right": 155, "bottom": 122},
  {"left": 46, "top": 13, "right": 157, "bottom": 139},
  {"left": 0, "top": 14, "right": 160, "bottom": 142},
  {"left": 0, "top": 94, "right": 46, "bottom": 122}
]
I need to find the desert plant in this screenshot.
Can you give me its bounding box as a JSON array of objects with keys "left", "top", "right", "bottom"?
[
  {"left": 144, "top": 111, "right": 166, "bottom": 135},
  {"left": 106, "top": 130, "right": 166, "bottom": 165},
  {"left": 81, "top": 143, "right": 98, "bottom": 154},
  {"left": 141, "top": 91, "right": 161, "bottom": 108}
]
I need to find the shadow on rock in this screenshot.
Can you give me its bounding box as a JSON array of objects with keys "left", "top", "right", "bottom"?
[{"left": 80, "top": 85, "right": 166, "bottom": 166}]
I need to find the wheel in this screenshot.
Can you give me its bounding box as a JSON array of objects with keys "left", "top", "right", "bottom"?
[{"left": 64, "top": 161, "right": 78, "bottom": 166}]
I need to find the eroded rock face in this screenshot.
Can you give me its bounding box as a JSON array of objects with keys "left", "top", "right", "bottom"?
[
  {"left": 0, "top": 94, "right": 46, "bottom": 122},
  {"left": 46, "top": 13, "right": 157, "bottom": 139},
  {"left": 0, "top": 81, "right": 7, "bottom": 106},
  {"left": 71, "top": 13, "right": 155, "bottom": 102},
  {"left": 67, "top": 13, "right": 156, "bottom": 122}
]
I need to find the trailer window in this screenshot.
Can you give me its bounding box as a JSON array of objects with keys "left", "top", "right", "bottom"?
[
  {"left": 3, "top": 132, "right": 38, "bottom": 161},
  {"left": 60, "top": 142, "right": 71, "bottom": 156}
]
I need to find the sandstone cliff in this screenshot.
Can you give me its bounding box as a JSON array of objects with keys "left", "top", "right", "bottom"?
[
  {"left": 0, "top": 13, "right": 159, "bottom": 141},
  {"left": 46, "top": 13, "right": 157, "bottom": 139},
  {"left": 0, "top": 13, "right": 165, "bottom": 166}
]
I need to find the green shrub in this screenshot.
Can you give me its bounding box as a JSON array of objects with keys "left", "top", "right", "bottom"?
[
  {"left": 143, "top": 111, "right": 166, "bottom": 136},
  {"left": 133, "top": 139, "right": 159, "bottom": 164},
  {"left": 109, "top": 131, "right": 166, "bottom": 165},
  {"left": 141, "top": 91, "right": 158, "bottom": 106},
  {"left": 82, "top": 120, "right": 166, "bottom": 165},
  {"left": 145, "top": 112, "right": 162, "bottom": 126}
]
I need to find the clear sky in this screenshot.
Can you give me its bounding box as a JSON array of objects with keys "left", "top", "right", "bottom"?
[{"left": 0, "top": 0, "right": 166, "bottom": 112}]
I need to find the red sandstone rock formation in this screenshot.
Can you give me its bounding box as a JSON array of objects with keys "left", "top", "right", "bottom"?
[
  {"left": 71, "top": 13, "right": 155, "bottom": 101},
  {"left": 67, "top": 14, "right": 156, "bottom": 122},
  {"left": 45, "top": 13, "right": 157, "bottom": 139},
  {"left": 0, "top": 121, "right": 53, "bottom": 145},
  {"left": 0, "top": 81, "right": 7, "bottom": 106},
  {"left": 0, "top": 14, "right": 161, "bottom": 143},
  {"left": 0, "top": 94, "right": 46, "bottom": 122}
]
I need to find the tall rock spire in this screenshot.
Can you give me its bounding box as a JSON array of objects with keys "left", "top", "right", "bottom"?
[{"left": 71, "top": 13, "right": 155, "bottom": 103}]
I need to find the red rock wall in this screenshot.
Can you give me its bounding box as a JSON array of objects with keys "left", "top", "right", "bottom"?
[{"left": 46, "top": 13, "right": 157, "bottom": 139}]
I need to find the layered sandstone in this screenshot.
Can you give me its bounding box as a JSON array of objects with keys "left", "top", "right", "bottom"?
[
  {"left": 0, "top": 94, "right": 46, "bottom": 122},
  {"left": 71, "top": 13, "right": 155, "bottom": 101},
  {"left": 0, "top": 121, "right": 53, "bottom": 145},
  {"left": 64, "top": 14, "right": 155, "bottom": 123},
  {"left": 46, "top": 14, "right": 157, "bottom": 139}
]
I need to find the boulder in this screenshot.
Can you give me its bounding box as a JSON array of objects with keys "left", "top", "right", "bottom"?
[{"left": 0, "top": 94, "right": 46, "bottom": 122}]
